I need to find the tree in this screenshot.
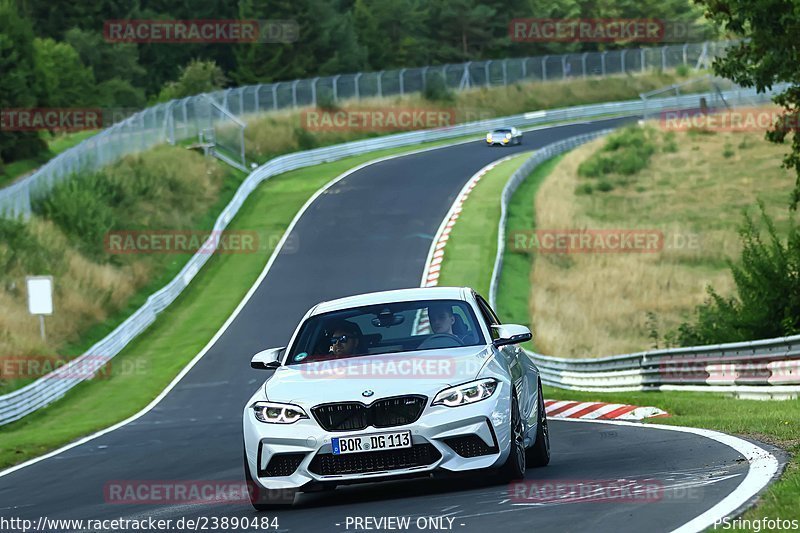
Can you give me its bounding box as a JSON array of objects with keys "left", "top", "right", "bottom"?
[
  {"left": 353, "top": 0, "right": 433, "bottom": 69},
  {"left": 0, "top": 0, "right": 46, "bottom": 162},
  {"left": 157, "top": 59, "right": 227, "bottom": 101},
  {"left": 233, "top": 0, "right": 367, "bottom": 84},
  {"left": 696, "top": 0, "right": 800, "bottom": 208},
  {"left": 33, "top": 38, "right": 96, "bottom": 108}
]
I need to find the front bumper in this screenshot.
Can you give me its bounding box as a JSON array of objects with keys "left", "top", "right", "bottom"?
[
  {"left": 243, "top": 384, "right": 513, "bottom": 490},
  {"left": 486, "top": 139, "right": 510, "bottom": 145}
]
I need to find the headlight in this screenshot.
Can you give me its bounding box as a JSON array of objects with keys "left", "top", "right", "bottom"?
[
  {"left": 486, "top": 134, "right": 492, "bottom": 141},
  {"left": 432, "top": 378, "right": 498, "bottom": 407},
  {"left": 252, "top": 401, "right": 308, "bottom": 424},
  {"left": 505, "top": 133, "right": 511, "bottom": 139}
]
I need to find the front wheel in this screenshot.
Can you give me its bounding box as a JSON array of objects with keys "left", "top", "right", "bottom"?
[
  {"left": 526, "top": 382, "right": 550, "bottom": 467},
  {"left": 498, "top": 395, "right": 526, "bottom": 481}
]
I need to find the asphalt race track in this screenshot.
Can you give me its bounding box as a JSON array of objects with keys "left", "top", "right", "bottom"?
[{"left": 0, "top": 117, "right": 758, "bottom": 532}]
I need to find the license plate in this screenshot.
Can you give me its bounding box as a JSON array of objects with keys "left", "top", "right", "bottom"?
[{"left": 331, "top": 430, "right": 412, "bottom": 455}]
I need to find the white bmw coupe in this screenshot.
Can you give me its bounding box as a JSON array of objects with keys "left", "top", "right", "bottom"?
[{"left": 242, "top": 287, "right": 549, "bottom": 509}]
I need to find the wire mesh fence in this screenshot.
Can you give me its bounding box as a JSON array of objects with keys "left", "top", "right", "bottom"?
[{"left": 0, "top": 41, "right": 736, "bottom": 219}]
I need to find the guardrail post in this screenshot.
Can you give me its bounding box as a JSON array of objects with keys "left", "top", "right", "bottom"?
[
  {"left": 541, "top": 56, "right": 548, "bottom": 80},
  {"left": 377, "top": 71, "right": 384, "bottom": 97},
  {"left": 254, "top": 84, "right": 261, "bottom": 112},
  {"left": 399, "top": 69, "right": 406, "bottom": 95},
  {"left": 354, "top": 73, "right": 361, "bottom": 100},
  {"left": 581, "top": 53, "right": 588, "bottom": 77},
  {"left": 621, "top": 50, "right": 627, "bottom": 74},
  {"left": 291, "top": 80, "right": 299, "bottom": 107},
  {"left": 272, "top": 84, "right": 278, "bottom": 110},
  {"left": 562, "top": 55, "right": 568, "bottom": 79},
  {"left": 662, "top": 47, "right": 667, "bottom": 71},
  {"left": 502, "top": 59, "right": 508, "bottom": 85},
  {"left": 601, "top": 51, "right": 607, "bottom": 75},
  {"left": 485, "top": 61, "right": 492, "bottom": 86},
  {"left": 521, "top": 57, "right": 527, "bottom": 79},
  {"left": 682, "top": 43, "right": 689, "bottom": 66},
  {"left": 421, "top": 66, "right": 429, "bottom": 91},
  {"left": 641, "top": 48, "right": 646, "bottom": 72}
]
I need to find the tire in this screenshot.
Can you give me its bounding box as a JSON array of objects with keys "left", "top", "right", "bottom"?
[
  {"left": 243, "top": 447, "right": 296, "bottom": 511},
  {"left": 498, "top": 395, "right": 526, "bottom": 481},
  {"left": 526, "top": 382, "right": 550, "bottom": 467}
]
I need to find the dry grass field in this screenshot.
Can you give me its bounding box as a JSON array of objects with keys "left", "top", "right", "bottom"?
[{"left": 526, "top": 117, "right": 797, "bottom": 357}]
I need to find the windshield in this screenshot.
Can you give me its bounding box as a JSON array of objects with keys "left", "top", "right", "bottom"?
[
  {"left": 287, "top": 299, "right": 485, "bottom": 364},
  {"left": 492, "top": 129, "right": 512, "bottom": 134}
]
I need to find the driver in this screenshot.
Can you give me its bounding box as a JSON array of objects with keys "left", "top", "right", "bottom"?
[
  {"left": 327, "top": 320, "right": 362, "bottom": 357},
  {"left": 428, "top": 304, "right": 456, "bottom": 335}
]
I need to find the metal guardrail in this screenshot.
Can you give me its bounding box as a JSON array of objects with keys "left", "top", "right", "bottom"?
[
  {"left": 488, "top": 115, "right": 800, "bottom": 401},
  {"left": 0, "top": 41, "right": 730, "bottom": 220},
  {"left": 0, "top": 83, "right": 792, "bottom": 426}
]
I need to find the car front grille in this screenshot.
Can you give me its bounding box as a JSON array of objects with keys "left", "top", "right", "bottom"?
[
  {"left": 312, "top": 396, "right": 427, "bottom": 431},
  {"left": 443, "top": 435, "right": 498, "bottom": 458},
  {"left": 308, "top": 444, "right": 441, "bottom": 476},
  {"left": 259, "top": 452, "right": 306, "bottom": 477}
]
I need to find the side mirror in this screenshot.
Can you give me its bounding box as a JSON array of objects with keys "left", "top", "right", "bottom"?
[
  {"left": 250, "top": 347, "right": 285, "bottom": 370},
  {"left": 492, "top": 324, "right": 532, "bottom": 347}
]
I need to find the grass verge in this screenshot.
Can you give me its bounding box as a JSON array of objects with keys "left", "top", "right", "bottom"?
[
  {"left": 0, "top": 135, "right": 487, "bottom": 469},
  {"left": 544, "top": 386, "right": 800, "bottom": 526},
  {"left": 437, "top": 153, "right": 531, "bottom": 297}
]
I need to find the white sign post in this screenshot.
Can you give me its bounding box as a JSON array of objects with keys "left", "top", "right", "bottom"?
[{"left": 26, "top": 276, "right": 53, "bottom": 341}]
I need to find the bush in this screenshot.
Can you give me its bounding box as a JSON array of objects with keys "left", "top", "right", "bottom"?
[
  {"left": 294, "top": 127, "right": 318, "bottom": 151},
  {"left": 0, "top": 218, "right": 53, "bottom": 276},
  {"left": 596, "top": 180, "right": 614, "bottom": 192},
  {"left": 34, "top": 174, "right": 116, "bottom": 258},
  {"left": 723, "top": 143, "right": 735, "bottom": 158},
  {"left": 575, "top": 183, "right": 594, "bottom": 195},
  {"left": 316, "top": 88, "right": 338, "bottom": 111},
  {"left": 673, "top": 203, "right": 800, "bottom": 345},
  {"left": 675, "top": 64, "right": 691, "bottom": 77},
  {"left": 423, "top": 72, "right": 454, "bottom": 102},
  {"left": 578, "top": 126, "right": 656, "bottom": 178}
]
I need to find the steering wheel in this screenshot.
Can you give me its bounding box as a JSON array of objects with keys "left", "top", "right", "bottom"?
[{"left": 417, "top": 333, "right": 464, "bottom": 349}]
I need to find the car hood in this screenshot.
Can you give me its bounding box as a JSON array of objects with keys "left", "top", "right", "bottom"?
[{"left": 264, "top": 345, "right": 493, "bottom": 405}]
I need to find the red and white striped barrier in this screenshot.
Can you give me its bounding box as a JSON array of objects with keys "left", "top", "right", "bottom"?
[{"left": 544, "top": 399, "right": 668, "bottom": 420}]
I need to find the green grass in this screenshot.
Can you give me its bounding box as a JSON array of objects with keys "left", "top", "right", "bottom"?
[
  {"left": 544, "top": 387, "right": 800, "bottom": 526},
  {"left": 0, "top": 135, "right": 488, "bottom": 469},
  {"left": 437, "top": 153, "right": 531, "bottom": 297},
  {"left": 495, "top": 155, "right": 563, "bottom": 334}
]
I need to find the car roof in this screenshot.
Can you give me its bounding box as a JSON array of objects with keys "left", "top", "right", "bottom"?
[{"left": 311, "top": 287, "right": 470, "bottom": 316}]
